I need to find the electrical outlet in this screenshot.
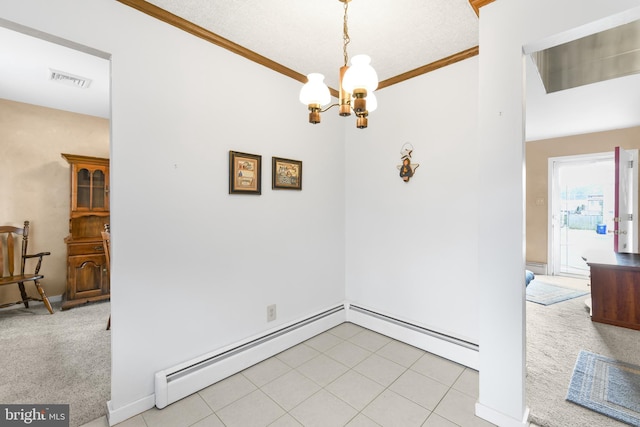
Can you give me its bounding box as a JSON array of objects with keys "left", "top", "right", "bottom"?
[{"left": 267, "top": 304, "right": 277, "bottom": 322}]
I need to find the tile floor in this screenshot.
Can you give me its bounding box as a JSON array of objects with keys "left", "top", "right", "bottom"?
[{"left": 82, "top": 323, "right": 501, "bottom": 427}]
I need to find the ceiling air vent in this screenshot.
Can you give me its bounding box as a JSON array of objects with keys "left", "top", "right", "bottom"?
[{"left": 49, "top": 69, "right": 92, "bottom": 89}]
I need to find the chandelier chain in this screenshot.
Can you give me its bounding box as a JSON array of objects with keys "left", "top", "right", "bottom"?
[{"left": 342, "top": 1, "right": 350, "bottom": 66}]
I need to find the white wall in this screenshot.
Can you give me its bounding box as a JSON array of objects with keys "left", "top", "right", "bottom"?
[
  {"left": 477, "top": 1, "right": 640, "bottom": 426},
  {"left": 0, "top": 0, "right": 346, "bottom": 419},
  {"left": 109, "top": 16, "right": 347, "bottom": 412},
  {"left": 345, "top": 57, "right": 479, "bottom": 345}
]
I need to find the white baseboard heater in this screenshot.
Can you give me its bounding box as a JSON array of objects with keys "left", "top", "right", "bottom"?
[
  {"left": 155, "top": 303, "right": 480, "bottom": 409},
  {"left": 154, "top": 305, "right": 345, "bottom": 409},
  {"left": 347, "top": 304, "right": 479, "bottom": 369}
]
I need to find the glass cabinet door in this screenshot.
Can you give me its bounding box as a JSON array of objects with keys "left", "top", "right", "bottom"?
[
  {"left": 92, "top": 170, "right": 105, "bottom": 209},
  {"left": 77, "top": 168, "right": 91, "bottom": 209},
  {"left": 74, "top": 166, "right": 108, "bottom": 211}
]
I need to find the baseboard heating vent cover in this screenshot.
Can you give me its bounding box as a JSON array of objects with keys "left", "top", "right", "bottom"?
[
  {"left": 349, "top": 305, "right": 478, "bottom": 352},
  {"left": 155, "top": 304, "right": 345, "bottom": 408}
]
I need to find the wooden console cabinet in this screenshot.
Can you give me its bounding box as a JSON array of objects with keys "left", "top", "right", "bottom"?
[
  {"left": 586, "top": 251, "right": 640, "bottom": 331},
  {"left": 61, "top": 153, "right": 110, "bottom": 310}
]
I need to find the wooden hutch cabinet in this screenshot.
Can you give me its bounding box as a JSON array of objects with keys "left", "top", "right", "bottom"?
[{"left": 61, "top": 153, "right": 110, "bottom": 310}]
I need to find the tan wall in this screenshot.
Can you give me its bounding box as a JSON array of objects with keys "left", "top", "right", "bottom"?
[
  {"left": 526, "top": 126, "right": 640, "bottom": 265},
  {"left": 0, "top": 99, "right": 109, "bottom": 305}
]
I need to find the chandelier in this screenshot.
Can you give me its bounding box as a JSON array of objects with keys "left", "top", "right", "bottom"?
[{"left": 299, "top": 0, "right": 378, "bottom": 129}]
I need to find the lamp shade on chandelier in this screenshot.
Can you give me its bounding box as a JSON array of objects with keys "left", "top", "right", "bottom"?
[
  {"left": 341, "top": 54, "right": 378, "bottom": 95},
  {"left": 299, "top": 0, "right": 379, "bottom": 129},
  {"left": 299, "top": 73, "right": 331, "bottom": 124}
]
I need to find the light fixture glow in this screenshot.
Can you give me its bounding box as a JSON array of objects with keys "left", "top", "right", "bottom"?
[
  {"left": 366, "top": 91, "right": 377, "bottom": 113},
  {"left": 342, "top": 55, "right": 378, "bottom": 94},
  {"left": 299, "top": 73, "right": 331, "bottom": 106},
  {"left": 299, "top": 0, "right": 378, "bottom": 129},
  {"left": 299, "top": 73, "right": 331, "bottom": 124}
]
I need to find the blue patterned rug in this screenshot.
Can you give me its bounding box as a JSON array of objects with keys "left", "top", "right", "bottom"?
[
  {"left": 567, "top": 350, "right": 640, "bottom": 426},
  {"left": 525, "top": 281, "right": 589, "bottom": 306}
]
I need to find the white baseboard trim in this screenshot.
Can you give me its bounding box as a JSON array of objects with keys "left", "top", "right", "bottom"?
[
  {"left": 526, "top": 262, "right": 547, "bottom": 275},
  {"left": 107, "top": 395, "right": 155, "bottom": 426},
  {"left": 49, "top": 294, "right": 63, "bottom": 303},
  {"left": 0, "top": 294, "right": 63, "bottom": 311},
  {"left": 346, "top": 304, "right": 479, "bottom": 370},
  {"left": 475, "top": 402, "right": 530, "bottom": 427}
]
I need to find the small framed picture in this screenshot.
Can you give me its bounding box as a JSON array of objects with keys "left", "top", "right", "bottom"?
[
  {"left": 229, "top": 151, "right": 261, "bottom": 194},
  {"left": 272, "top": 157, "right": 302, "bottom": 190}
]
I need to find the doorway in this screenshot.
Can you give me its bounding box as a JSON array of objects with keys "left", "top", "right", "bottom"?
[
  {"left": 549, "top": 153, "right": 615, "bottom": 277},
  {"left": 0, "top": 19, "right": 111, "bottom": 426}
]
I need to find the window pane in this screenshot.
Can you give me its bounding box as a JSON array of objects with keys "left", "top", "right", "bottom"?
[
  {"left": 77, "top": 169, "right": 91, "bottom": 208},
  {"left": 92, "top": 170, "right": 105, "bottom": 208}
]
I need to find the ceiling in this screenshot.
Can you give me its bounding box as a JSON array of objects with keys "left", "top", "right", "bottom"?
[
  {"left": 1, "top": 1, "right": 640, "bottom": 141},
  {"left": 0, "top": 22, "right": 110, "bottom": 119}
]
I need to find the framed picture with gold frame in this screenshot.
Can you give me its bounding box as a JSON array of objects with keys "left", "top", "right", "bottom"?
[
  {"left": 229, "top": 151, "right": 261, "bottom": 194},
  {"left": 272, "top": 157, "right": 302, "bottom": 190}
]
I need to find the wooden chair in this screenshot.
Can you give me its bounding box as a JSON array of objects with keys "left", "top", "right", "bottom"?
[
  {"left": 102, "top": 224, "right": 111, "bottom": 330},
  {"left": 0, "top": 221, "right": 54, "bottom": 314}
]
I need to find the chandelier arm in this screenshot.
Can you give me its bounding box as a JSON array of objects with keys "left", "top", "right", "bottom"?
[{"left": 319, "top": 103, "right": 341, "bottom": 113}]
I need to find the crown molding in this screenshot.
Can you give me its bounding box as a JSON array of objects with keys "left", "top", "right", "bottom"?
[
  {"left": 469, "top": 0, "right": 496, "bottom": 17},
  {"left": 117, "top": 0, "right": 479, "bottom": 96},
  {"left": 378, "top": 46, "right": 479, "bottom": 90},
  {"left": 116, "top": 0, "right": 307, "bottom": 84}
]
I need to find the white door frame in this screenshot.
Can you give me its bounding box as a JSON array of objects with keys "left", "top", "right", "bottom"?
[
  {"left": 614, "top": 147, "right": 639, "bottom": 253},
  {"left": 547, "top": 151, "right": 613, "bottom": 276}
]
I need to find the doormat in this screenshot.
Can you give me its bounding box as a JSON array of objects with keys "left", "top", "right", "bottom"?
[
  {"left": 567, "top": 350, "right": 640, "bottom": 426},
  {"left": 525, "top": 281, "right": 588, "bottom": 306}
]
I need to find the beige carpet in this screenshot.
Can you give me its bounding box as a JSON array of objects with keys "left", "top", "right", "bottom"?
[
  {"left": 0, "top": 300, "right": 110, "bottom": 427},
  {"left": 526, "top": 276, "right": 640, "bottom": 427}
]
